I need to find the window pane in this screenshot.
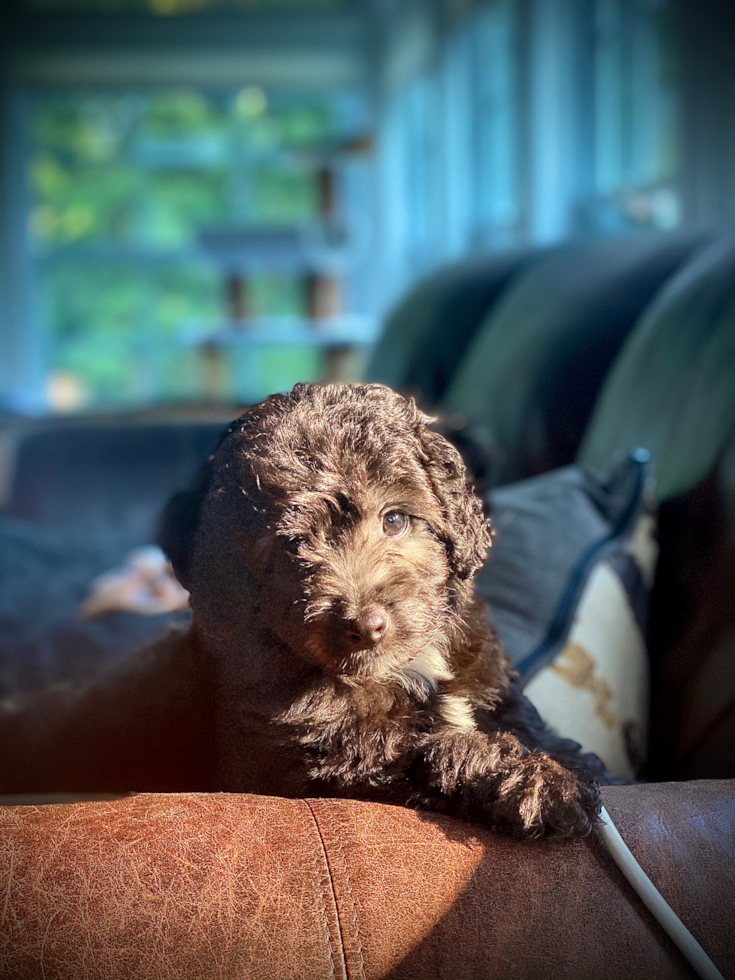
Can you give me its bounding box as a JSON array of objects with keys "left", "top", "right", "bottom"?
[
  {"left": 28, "top": 87, "right": 360, "bottom": 409},
  {"left": 593, "top": 0, "right": 679, "bottom": 229}
]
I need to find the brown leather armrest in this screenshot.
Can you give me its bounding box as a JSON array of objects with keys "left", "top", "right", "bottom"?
[{"left": 1, "top": 781, "right": 733, "bottom": 980}]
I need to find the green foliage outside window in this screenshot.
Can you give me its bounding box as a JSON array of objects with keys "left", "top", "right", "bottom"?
[{"left": 30, "top": 88, "right": 337, "bottom": 408}]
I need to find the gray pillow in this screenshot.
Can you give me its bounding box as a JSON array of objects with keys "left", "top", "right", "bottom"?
[{"left": 477, "top": 451, "right": 654, "bottom": 779}]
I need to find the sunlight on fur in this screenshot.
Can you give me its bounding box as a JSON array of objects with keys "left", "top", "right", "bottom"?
[{"left": 0, "top": 383, "right": 605, "bottom": 837}]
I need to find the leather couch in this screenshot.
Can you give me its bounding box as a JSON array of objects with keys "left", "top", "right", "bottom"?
[{"left": 1, "top": 782, "right": 733, "bottom": 980}]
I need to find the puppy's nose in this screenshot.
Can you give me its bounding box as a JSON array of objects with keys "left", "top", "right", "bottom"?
[{"left": 344, "top": 607, "right": 390, "bottom": 648}]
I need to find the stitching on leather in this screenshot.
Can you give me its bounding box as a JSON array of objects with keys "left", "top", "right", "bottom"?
[
  {"left": 306, "top": 800, "right": 366, "bottom": 980},
  {"left": 325, "top": 810, "right": 367, "bottom": 980},
  {"left": 300, "top": 799, "right": 344, "bottom": 980}
]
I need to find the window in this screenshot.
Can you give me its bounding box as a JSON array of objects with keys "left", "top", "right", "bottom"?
[
  {"left": 28, "top": 87, "right": 369, "bottom": 409},
  {"left": 471, "top": 0, "right": 521, "bottom": 246},
  {"left": 592, "top": 0, "right": 679, "bottom": 230},
  {"left": 378, "top": 0, "right": 522, "bottom": 299}
]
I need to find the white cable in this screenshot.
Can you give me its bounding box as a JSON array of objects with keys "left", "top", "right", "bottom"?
[{"left": 598, "top": 805, "right": 725, "bottom": 980}]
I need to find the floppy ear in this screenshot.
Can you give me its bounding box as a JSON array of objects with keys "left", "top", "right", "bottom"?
[
  {"left": 417, "top": 427, "right": 491, "bottom": 586},
  {"left": 156, "top": 458, "right": 213, "bottom": 592}
]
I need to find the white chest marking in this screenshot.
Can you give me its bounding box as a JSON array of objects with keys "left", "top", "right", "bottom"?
[
  {"left": 400, "top": 643, "right": 454, "bottom": 690},
  {"left": 439, "top": 694, "right": 476, "bottom": 731}
]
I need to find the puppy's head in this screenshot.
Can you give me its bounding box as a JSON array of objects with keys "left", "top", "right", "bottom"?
[{"left": 160, "top": 383, "right": 490, "bottom": 679}]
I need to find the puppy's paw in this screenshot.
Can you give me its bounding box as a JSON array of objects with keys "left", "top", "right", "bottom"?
[{"left": 494, "top": 754, "right": 601, "bottom": 839}]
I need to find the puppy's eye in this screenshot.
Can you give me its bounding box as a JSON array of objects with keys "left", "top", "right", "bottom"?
[
  {"left": 382, "top": 511, "right": 409, "bottom": 537},
  {"left": 283, "top": 538, "right": 302, "bottom": 559}
]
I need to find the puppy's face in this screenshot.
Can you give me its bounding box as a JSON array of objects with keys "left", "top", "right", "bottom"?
[
  {"left": 251, "top": 471, "right": 452, "bottom": 678},
  {"left": 178, "top": 384, "right": 489, "bottom": 680}
]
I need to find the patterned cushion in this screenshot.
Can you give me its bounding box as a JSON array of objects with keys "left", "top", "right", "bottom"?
[{"left": 476, "top": 452, "right": 656, "bottom": 780}]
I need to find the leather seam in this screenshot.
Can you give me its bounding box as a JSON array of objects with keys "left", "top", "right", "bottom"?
[
  {"left": 324, "top": 813, "right": 367, "bottom": 980},
  {"left": 301, "top": 799, "right": 345, "bottom": 980},
  {"left": 304, "top": 800, "right": 365, "bottom": 980}
]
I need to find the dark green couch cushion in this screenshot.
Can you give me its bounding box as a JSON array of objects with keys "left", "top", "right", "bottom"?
[
  {"left": 577, "top": 234, "right": 735, "bottom": 501},
  {"left": 365, "top": 251, "right": 532, "bottom": 406},
  {"left": 442, "top": 234, "right": 703, "bottom": 486}
]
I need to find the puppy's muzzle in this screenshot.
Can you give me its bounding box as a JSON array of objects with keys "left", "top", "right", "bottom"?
[{"left": 342, "top": 606, "right": 390, "bottom": 650}]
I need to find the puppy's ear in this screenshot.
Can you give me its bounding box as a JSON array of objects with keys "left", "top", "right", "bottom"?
[
  {"left": 156, "top": 458, "right": 213, "bottom": 592},
  {"left": 418, "top": 427, "right": 490, "bottom": 584}
]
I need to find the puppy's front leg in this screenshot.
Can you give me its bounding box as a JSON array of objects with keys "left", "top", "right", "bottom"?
[{"left": 415, "top": 729, "right": 600, "bottom": 838}]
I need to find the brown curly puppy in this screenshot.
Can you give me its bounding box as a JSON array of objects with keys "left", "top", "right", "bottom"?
[{"left": 0, "top": 383, "right": 601, "bottom": 837}]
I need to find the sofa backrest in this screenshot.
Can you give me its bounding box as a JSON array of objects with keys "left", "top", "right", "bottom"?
[
  {"left": 577, "top": 234, "right": 735, "bottom": 501},
  {"left": 365, "top": 250, "right": 534, "bottom": 407},
  {"left": 441, "top": 233, "right": 705, "bottom": 486},
  {"left": 3, "top": 419, "right": 227, "bottom": 535}
]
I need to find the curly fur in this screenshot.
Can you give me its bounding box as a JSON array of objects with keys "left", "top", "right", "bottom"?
[{"left": 0, "top": 383, "right": 602, "bottom": 838}]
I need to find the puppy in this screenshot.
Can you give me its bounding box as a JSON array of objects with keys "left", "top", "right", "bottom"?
[{"left": 0, "top": 383, "right": 601, "bottom": 838}]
